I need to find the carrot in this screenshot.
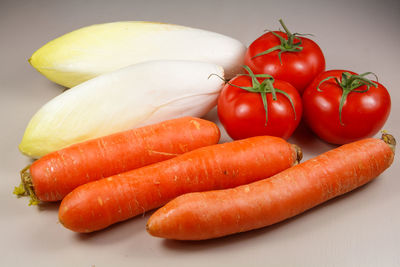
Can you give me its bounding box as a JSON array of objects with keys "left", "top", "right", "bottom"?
[
  {"left": 58, "top": 136, "right": 302, "bottom": 233},
  {"left": 14, "top": 116, "right": 220, "bottom": 204},
  {"left": 146, "top": 133, "right": 396, "bottom": 240}
]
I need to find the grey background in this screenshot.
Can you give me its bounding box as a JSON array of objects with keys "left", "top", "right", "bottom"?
[{"left": 1, "top": 0, "right": 399, "bottom": 266}]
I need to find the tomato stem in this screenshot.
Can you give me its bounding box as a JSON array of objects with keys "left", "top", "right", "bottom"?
[
  {"left": 251, "top": 19, "right": 304, "bottom": 64},
  {"left": 228, "top": 66, "right": 297, "bottom": 125},
  {"left": 317, "top": 72, "right": 378, "bottom": 126},
  {"left": 279, "top": 19, "right": 292, "bottom": 37}
]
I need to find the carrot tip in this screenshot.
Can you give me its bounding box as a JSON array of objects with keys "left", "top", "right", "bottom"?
[
  {"left": 146, "top": 222, "right": 157, "bottom": 237},
  {"left": 381, "top": 132, "right": 396, "bottom": 154}
]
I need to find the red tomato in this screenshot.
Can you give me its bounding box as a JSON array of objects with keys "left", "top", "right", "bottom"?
[
  {"left": 303, "top": 70, "right": 391, "bottom": 144},
  {"left": 217, "top": 73, "right": 303, "bottom": 140},
  {"left": 244, "top": 21, "right": 325, "bottom": 94}
]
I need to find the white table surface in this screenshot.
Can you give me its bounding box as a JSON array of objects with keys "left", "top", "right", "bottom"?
[{"left": 1, "top": 0, "right": 399, "bottom": 266}]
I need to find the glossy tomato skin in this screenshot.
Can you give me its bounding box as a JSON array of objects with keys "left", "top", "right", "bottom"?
[
  {"left": 245, "top": 31, "right": 325, "bottom": 94},
  {"left": 217, "top": 75, "right": 302, "bottom": 140},
  {"left": 303, "top": 70, "right": 391, "bottom": 144}
]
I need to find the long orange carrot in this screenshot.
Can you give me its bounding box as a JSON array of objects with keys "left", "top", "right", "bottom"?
[
  {"left": 14, "top": 116, "right": 220, "bottom": 204},
  {"left": 146, "top": 133, "right": 396, "bottom": 240},
  {"left": 58, "top": 136, "right": 302, "bottom": 233}
]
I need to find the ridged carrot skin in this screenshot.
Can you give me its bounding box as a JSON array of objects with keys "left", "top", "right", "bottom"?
[
  {"left": 147, "top": 134, "right": 395, "bottom": 240},
  {"left": 21, "top": 116, "right": 220, "bottom": 202},
  {"left": 58, "top": 136, "right": 301, "bottom": 233}
]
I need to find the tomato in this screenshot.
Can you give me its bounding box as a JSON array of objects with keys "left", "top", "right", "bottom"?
[
  {"left": 302, "top": 70, "right": 391, "bottom": 144},
  {"left": 217, "top": 67, "right": 302, "bottom": 140},
  {"left": 244, "top": 20, "right": 325, "bottom": 94}
]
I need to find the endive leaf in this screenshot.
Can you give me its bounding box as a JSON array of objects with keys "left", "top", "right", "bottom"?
[
  {"left": 29, "top": 21, "right": 245, "bottom": 87},
  {"left": 19, "top": 60, "right": 225, "bottom": 158}
]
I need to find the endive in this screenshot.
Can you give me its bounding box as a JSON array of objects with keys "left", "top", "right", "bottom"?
[
  {"left": 29, "top": 21, "right": 245, "bottom": 87},
  {"left": 19, "top": 60, "right": 225, "bottom": 158}
]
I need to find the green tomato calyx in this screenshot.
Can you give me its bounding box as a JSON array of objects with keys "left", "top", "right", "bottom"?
[
  {"left": 317, "top": 71, "right": 378, "bottom": 126},
  {"left": 228, "top": 66, "right": 297, "bottom": 126},
  {"left": 251, "top": 19, "right": 308, "bottom": 64}
]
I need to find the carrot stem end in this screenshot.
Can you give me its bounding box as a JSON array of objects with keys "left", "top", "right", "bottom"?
[
  {"left": 293, "top": 144, "right": 303, "bottom": 164},
  {"left": 14, "top": 165, "right": 40, "bottom": 206},
  {"left": 381, "top": 131, "right": 396, "bottom": 154}
]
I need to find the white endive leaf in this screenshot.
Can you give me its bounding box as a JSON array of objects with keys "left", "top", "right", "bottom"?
[
  {"left": 19, "top": 60, "right": 225, "bottom": 158},
  {"left": 29, "top": 21, "right": 245, "bottom": 87}
]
